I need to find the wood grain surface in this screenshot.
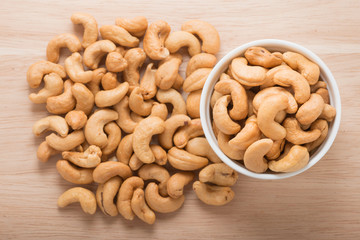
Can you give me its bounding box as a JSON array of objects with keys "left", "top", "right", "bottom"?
[{"left": 0, "top": 0, "right": 359, "bottom": 239}]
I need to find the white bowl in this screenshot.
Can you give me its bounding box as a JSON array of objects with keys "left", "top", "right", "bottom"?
[{"left": 200, "top": 39, "right": 341, "bottom": 180}]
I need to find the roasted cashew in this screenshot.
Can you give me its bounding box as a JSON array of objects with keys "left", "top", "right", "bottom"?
[
  {"left": 62, "top": 145, "right": 102, "bottom": 168},
  {"left": 186, "top": 53, "right": 217, "bottom": 77},
  {"left": 265, "top": 139, "right": 285, "bottom": 160},
  {"left": 116, "top": 134, "right": 133, "bottom": 165},
  {"left": 155, "top": 54, "right": 182, "bottom": 90},
  {"left": 83, "top": 40, "right": 116, "bottom": 69},
  {"left": 46, "top": 33, "right": 82, "bottom": 63},
  {"left": 87, "top": 68, "right": 106, "bottom": 95},
  {"left": 129, "top": 87, "right": 154, "bottom": 116},
  {"left": 181, "top": 20, "right": 220, "bottom": 54},
  {"left": 46, "top": 130, "right": 85, "bottom": 151},
  {"left": 33, "top": 115, "right": 69, "bottom": 137},
  {"left": 215, "top": 79, "right": 248, "bottom": 120},
  {"left": 217, "top": 131, "right": 245, "bottom": 160},
  {"left": 231, "top": 57, "right": 267, "bottom": 86},
  {"left": 164, "top": 31, "right": 201, "bottom": 56},
  {"left": 143, "top": 20, "right": 170, "bottom": 60},
  {"left": 172, "top": 74, "right": 184, "bottom": 90},
  {"left": 168, "top": 147, "right": 208, "bottom": 171},
  {"left": 105, "top": 51, "right": 128, "bottom": 73},
  {"left": 95, "top": 82, "right": 129, "bottom": 108},
  {"left": 56, "top": 160, "right": 93, "bottom": 184},
  {"left": 100, "top": 25, "right": 139, "bottom": 47},
  {"left": 37, "top": 141, "right": 59, "bottom": 162},
  {"left": 296, "top": 93, "right": 325, "bottom": 125},
  {"left": 150, "top": 103, "right": 168, "bottom": 121},
  {"left": 102, "top": 122, "right": 121, "bottom": 155},
  {"left": 123, "top": 48, "right": 146, "bottom": 90},
  {"left": 96, "top": 176, "right": 122, "bottom": 216},
  {"left": 186, "top": 137, "right": 221, "bottom": 163},
  {"left": 131, "top": 188, "right": 156, "bottom": 225},
  {"left": 114, "top": 96, "right": 138, "bottom": 133},
  {"left": 65, "top": 110, "right": 87, "bottom": 130},
  {"left": 27, "top": 60, "right": 66, "bottom": 88},
  {"left": 199, "top": 163, "right": 238, "bottom": 186},
  {"left": 243, "top": 139, "right": 273, "bottom": 173},
  {"left": 128, "top": 154, "right": 144, "bottom": 171},
  {"left": 319, "top": 104, "right": 336, "bottom": 122},
  {"left": 173, "top": 118, "right": 204, "bottom": 148},
  {"left": 283, "top": 51, "right": 320, "bottom": 85},
  {"left": 29, "top": 73, "right": 64, "bottom": 103},
  {"left": 133, "top": 116, "right": 165, "bottom": 163},
  {"left": 140, "top": 63, "right": 157, "bottom": 100},
  {"left": 283, "top": 117, "right": 321, "bottom": 145},
  {"left": 167, "top": 172, "right": 194, "bottom": 199},
  {"left": 71, "top": 83, "right": 94, "bottom": 115},
  {"left": 151, "top": 144, "right": 168, "bottom": 165},
  {"left": 117, "top": 176, "right": 144, "bottom": 220},
  {"left": 257, "top": 95, "right": 288, "bottom": 140},
  {"left": 186, "top": 89, "right": 202, "bottom": 118},
  {"left": 58, "top": 187, "right": 96, "bottom": 214},
  {"left": 244, "top": 46, "right": 282, "bottom": 68},
  {"left": 115, "top": 16, "right": 148, "bottom": 37},
  {"left": 228, "top": 115, "right": 261, "bottom": 150},
  {"left": 193, "top": 181, "right": 234, "bottom": 206},
  {"left": 158, "top": 114, "right": 191, "bottom": 149},
  {"left": 84, "top": 109, "right": 118, "bottom": 148},
  {"left": 183, "top": 68, "right": 212, "bottom": 92},
  {"left": 306, "top": 119, "right": 329, "bottom": 151},
  {"left": 71, "top": 12, "right": 98, "bottom": 48},
  {"left": 156, "top": 88, "right": 187, "bottom": 115},
  {"left": 64, "top": 52, "right": 93, "bottom": 83},
  {"left": 93, "top": 161, "right": 132, "bottom": 183},
  {"left": 268, "top": 145, "right": 309, "bottom": 172},
  {"left": 213, "top": 95, "right": 241, "bottom": 135},
  {"left": 145, "top": 182, "right": 185, "bottom": 213},
  {"left": 102, "top": 72, "right": 117, "bottom": 91},
  {"left": 261, "top": 64, "right": 291, "bottom": 89},
  {"left": 138, "top": 164, "right": 170, "bottom": 197},
  {"left": 315, "top": 88, "right": 330, "bottom": 104}
]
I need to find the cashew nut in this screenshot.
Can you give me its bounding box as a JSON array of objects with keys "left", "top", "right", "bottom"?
[
  {"left": 117, "top": 176, "right": 144, "bottom": 220},
  {"left": 105, "top": 51, "right": 128, "bottom": 73},
  {"left": 172, "top": 74, "right": 184, "bottom": 90},
  {"left": 315, "top": 88, "right": 330, "bottom": 104},
  {"left": 115, "top": 16, "right": 148, "bottom": 37},
  {"left": 199, "top": 163, "right": 238, "bottom": 186},
  {"left": 93, "top": 161, "right": 132, "bottom": 184},
  {"left": 306, "top": 119, "right": 329, "bottom": 151},
  {"left": 128, "top": 154, "right": 144, "bottom": 171},
  {"left": 29, "top": 73, "right": 64, "bottom": 103},
  {"left": 244, "top": 46, "right": 282, "bottom": 68},
  {"left": 123, "top": 48, "right": 146, "bottom": 90},
  {"left": 116, "top": 134, "right": 133, "bottom": 165},
  {"left": 100, "top": 25, "right": 139, "bottom": 47},
  {"left": 139, "top": 63, "right": 157, "bottom": 100},
  {"left": 193, "top": 181, "right": 234, "bottom": 206},
  {"left": 173, "top": 118, "right": 204, "bottom": 148},
  {"left": 37, "top": 141, "right": 59, "bottom": 162},
  {"left": 168, "top": 147, "right": 208, "bottom": 171},
  {"left": 33, "top": 115, "right": 69, "bottom": 137},
  {"left": 131, "top": 188, "right": 156, "bottom": 225},
  {"left": 186, "top": 53, "right": 217, "bottom": 77},
  {"left": 217, "top": 131, "right": 245, "bottom": 161},
  {"left": 46, "top": 130, "right": 85, "bottom": 151},
  {"left": 261, "top": 64, "right": 292, "bottom": 89},
  {"left": 58, "top": 187, "right": 96, "bottom": 214},
  {"left": 213, "top": 95, "right": 241, "bottom": 135},
  {"left": 143, "top": 20, "right": 170, "bottom": 60},
  {"left": 265, "top": 139, "right": 285, "bottom": 160},
  {"left": 230, "top": 57, "right": 267, "bottom": 86},
  {"left": 102, "top": 122, "right": 121, "bottom": 155},
  {"left": 185, "top": 137, "right": 221, "bottom": 163},
  {"left": 158, "top": 114, "right": 191, "bottom": 149},
  {"left": 228, "top": 115, "right": 261, "bottom": 150},
  {"left": 129, "top": 87, "right": 154, "bottom": 116},
  {"left": 150, "top": 103, "right": 168, "bottom": 121},
  {"left": 27, "top": 60, "right": 66, "bottom": 88},
  {"left": 95, "top": 82, "right": 129, "bottom": 108},
  {"left": 96, "top": 176, "right": 122, "bottom": 216},
  {"left": 56, "top": 160, "right": 93, "bottom": 184},
  {"left": 65, "top": 110, "right": 87, "bottom": 130},
  {"left": 319, "top": 104, "right": 336, "bottom": 122},
  {"left": 243, "top": 139, "right": 273, "bottom": 173},
  {"left": 83, "top": 40, "right": 116, "bottom": 69},
  {"left": 156, "top": 88, "right": 187, "bottom": 115},
  {"left": 138, "top": 164, "right": 170, "bottom": 197},
  {"left": 186, "top": 89, "right": 202, "bottom": 118},
  {"left": 296, "top": 93, "right": 325, "bottom": 125},
  {"left": 183, "top": 68, "right": 213, "bottom": 92},
  {"left": 46, "top": 33, "right": 82, "bottom": 63},
  {"left": 167, "top": 172, "right": 194, "bottom": 199},
  {"left": 283, "top": 117, "right": 321, "bottom": 145},
  {"left": 71, "top": 12, "right": 98, "bottom": 48},
  {"left": 268, "top": 145, "right": 310, "bottom": 172},
  {"left": 71, "top": 83, "right": 95, "bottom": 115},
  {"left": 155, "top": 54, "right": 182, "bottom": 90},
  {"left": 87, "top": 68, "right": 106, "bottom": 95},
  {"left": 164, "top": 31, "right": 201, "bottom": 56},
  {"left": 65, "top": 52, "right": 93, "bottom": 83},
  {"left": 181, "top": 20, "right": 220, "bottom": 54},
  {"left": 114, "top": 96, "right": 138, "bottom": 133},
  {"left": 62, "top": 145, "right": 102, "bottom": 168}
]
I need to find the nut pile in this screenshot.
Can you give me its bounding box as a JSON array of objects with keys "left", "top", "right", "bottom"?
[
  {"left": 27, "top": 13, "right": 239, "bottom": 224},
  {"left": 211, "top": 47, "right": 336, "bottom": 173}
]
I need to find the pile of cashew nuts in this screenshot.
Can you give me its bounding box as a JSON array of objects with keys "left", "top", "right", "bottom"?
[
  {"left": 28, "top": 13, "right": 240, "bottom": 224},
  {"left": 211, "top": 46, "right": 336, "bottom": 173}
]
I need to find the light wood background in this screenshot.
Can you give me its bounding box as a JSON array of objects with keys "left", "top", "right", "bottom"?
[{"left": 0, "top": 0, "right": 359, "bottom": 239}]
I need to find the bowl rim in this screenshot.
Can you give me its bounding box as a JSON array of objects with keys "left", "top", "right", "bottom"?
[{"left": 199, "top": 39, "right": 342, "bottom": 180}]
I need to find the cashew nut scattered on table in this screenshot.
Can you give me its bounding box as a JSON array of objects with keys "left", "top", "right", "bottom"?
[
  {"left": 71, "top": 12, "right": 98, "bottom": 48},
  {"left": 46, "top": 33, "right": 82, "bottom": 63},
  {"left": 193, "top": 181, "right": 234, "bottom": 206},
  {"left": 56, "top": 160, "right": 94, "bottom": 184},
  {"left": 143, "top": 20, "right": 170, "bottom": 60},
  {"left": 58, "top": 187, "right": 96, "bottom": 214},
  {"left": 29, "top": 73, "right": 64, "bottom": 103},
  {"left": 115, "top": 16, "right": 148, "bottom": 37},
  {"left": 199, "top": 163, "right": 238, "bottom": 186},
  {"left": 96, "top": 176, "right": 122, "bottom": 216},
  {"left": 117, "top": 176, "right": 144, "bottom": 220}
]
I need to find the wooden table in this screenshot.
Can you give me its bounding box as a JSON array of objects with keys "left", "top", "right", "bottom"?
[{"left": 1, "top": 0, "right": 359, "bottom": 239}]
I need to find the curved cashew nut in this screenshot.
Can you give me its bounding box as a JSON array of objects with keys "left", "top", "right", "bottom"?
[
  {"left": 114, "top": 96, "right": 138, "bottom": 133},
  {"left": 102, "top": 72, "right": 117, "bottom": 91},
  {"left": 168, "top": 147, "right": 208, "bottom": 171},
  {"left": 230, "top": 57, "right": 267, "bottom": 86},
  {"left": 199, "top": 163, "right": 238, "bottom": 186},
  {"left": 33, "top": 115, "right": 68, "bottom": 137},
  {"left": 156, "top": 88, "right": 187, "bottom": 115},
  {"left": 129, "top": 87, "right": 154, "bottom": 116},
  {"left": 56, "top": 160, "right": 93, "bottom": 184},
  {"left": 164, "top": 31, "right": 201, "bottom": 56},
  {"left": 96, "top": 176, "right": 122, "bottom": 216},
  {"left": 71, "top": 12, "right": 98, "bottom": 48},
  {"left": 58, "top": 187, "right": 96, "bottom": 214},
  {"left": 269, "top": 145, "right": 310, "bottom": 172},
  {"left": 131, "top": 188, "right": 156, "bottom": 225},
  {"left": 186, "top": 89, "right": 202, "bottom": 118},
  {"left": 102, "top": 122, "right": 121, "bottom": 156},
  {"left": 37, "top": 141, "right": 59, "bottom": 162},
  {"left": 193, "top": 181, "right": 234, "bottom": 206},
  {"left": 215, "top": 79, "right": 248, "bottom": 120},
  {"left": 296, "top": 93, "right": 325, "bottom": 125},
  {"left": 105, "top": 51, "right": 128, "bottom": 73},
  {"left": 138, "top": 164, "right": 170, "bottom": 197},
  {"left": 46, "top": 33, "right": 82, "bottom": 63},
  {"left": 186, "top": 53, "right": 217, "bottom": 77},
  {"left": 84, "top": 109, "right": 118, "bottom": 148},
  {"left": 283, "top": 117, "right": 321, "bottom": 145},
  {"left": 181, "top": 20, "right": 220, "bottom": 54},
  {"left": 145, "top": 182, "right": 185, "bottom": 213},
  {"left": 117, "top": 176, "right": 144, "bottom": 220},
  {"left": 319, "top": 104, "right": 336, "bottom": 122},
  {"left": 95, "top": 82, "right": 129, "bottom": 108},
  {"left": 65, "top": 52, "right": 93, "bottom": 83},
  {"left": 172, "top": 74, "right": 184, "bottom": 90},
  {"left": 27, "top": 60, "right": 66, "bottom": 88},
  {"left": 65, "top": 110, "right": 87, "bottom": 130},
  {"left": 167, "top": 172, "right": 194, "bottom": 199},
  {"left": 183, "top": 68, "right": 212, "bottom": 92},
  {"left": 244, "top": 46, "right": 282, "bottom": 68},
  {"left": 29, "top": 73, "right": 64, "bottom": 103},
  {"left": 100, "top": 25, "right": 139, "bottom": 47},
  {"left": 155, "top": 54, "right": 182, "bottom": 90},
  {"left": 213, "top": 95, "right": 241, "bottom": 135},
  {"left": 228, "top": 116, "right": 261, "bottom": 150},
  {"left": 243, "top": 139, "right": 273, "bottom": 173},
  {"left": 62, "top": 145, "right": 101, "bottom": 168},
  {"left": 143, "top": 20, "right": 170, "bottom": 60},
  {"left": 257, "top": 95, "right": 288, "bottom": 140},
  {"left": 140, "top": 63, "right": 157, "bottom": 100},
  {"left": 123, "top": 48, "right": 147, "bottom": 89},
  {"left": 158, "top": 114, "right": 191, "bottom": 149},
  {"left": 83, "top": 40, "right": 116, "bottom": 69},
  {"left": 261, "top": 64, "right": 292, "bottom": 89},
  {"left": 133, "top": 116, "right": 165, "bottom": 163},
  {"left": 173, "top": 118, "right": 204, "bottom": 148},
  {"left": 150, "top": 103, "right": 168, "bottom": 121},
  {"left": 71, "top": 83, "right": 94, "bottom": 115},
  {"left": 129, "top": 145, "right": 167, "bottom": 170},
  {"left": 129, "top": 154, "right": 144, "bottom": 171},
  {"left": 283, "top": 51, "right": 320, "bottom": 85},
  {"left": 116, "top": 134, "right": 133, "bottom": 165},
  {"left": 115, "top": 16, "right": 148, "bottom": 37},
  {"left": 185, "top": 137, "right": 221, "bottom": 163},
  {"left": 306, "top": 119, "right": 329, "bottom": 151},
  {"left": 265, "top": 139, "right": 285, "bottom": 160},
  {"left": 87, "top": 68, "right": 106, "bottom": 95},
  {"left": 93, "top": 161, "right": 132, "bottom": 184},
  {"left": 217, "top": 131, "right": 245, "bottom": 160},
  {"left": 46, "top": 130, "right": 85, "bottom": 151}
]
